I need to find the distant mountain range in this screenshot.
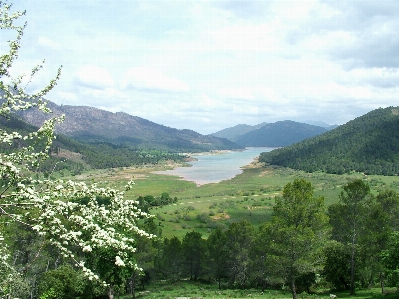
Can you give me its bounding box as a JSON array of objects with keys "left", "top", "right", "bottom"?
[
  {"left": 18, "top": 101, "right": 242, "bottom": 153},
  {"left": 5, "top": 96, "right": 399, "bottom": 175},
  {"left": 259, "top": 106, "right": 399, "bottom": 175},
  {"left": 212, "top": 120, "right": 332, "bottom": 147},
  {"left": 211, "top": 123, "right": 268, "bottom": 141}
]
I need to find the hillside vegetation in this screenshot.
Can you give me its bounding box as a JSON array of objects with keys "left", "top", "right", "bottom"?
[
  {"left": 0, "top": 114, "right": 186, "bottom": 173},
  {"left": 19, "top": 101, "right": 243, "bottom": 152},
  {"left": 259, "top": 106, "right": 399, "bottom": 175}
]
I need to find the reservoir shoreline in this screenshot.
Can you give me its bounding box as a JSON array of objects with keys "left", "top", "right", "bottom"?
[{"left": 153, "top": 147, "right": 274, "bottom": 186}]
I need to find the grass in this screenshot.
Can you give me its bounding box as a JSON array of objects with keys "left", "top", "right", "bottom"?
[
  {"left": 60, "top": 161, "right": 399, "bottom": 239},
  {"left": 119, "top": 280, "right": 398, "bottom": 299}
]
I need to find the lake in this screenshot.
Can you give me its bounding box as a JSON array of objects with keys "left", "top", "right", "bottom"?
[{"left": 154, "top": 147, "right": 275, "bottom": 185}]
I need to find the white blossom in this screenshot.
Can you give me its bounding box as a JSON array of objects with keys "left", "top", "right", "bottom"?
[
  {"left": 115, "top": 255, "right": 125, "bottom": 267},
  {"left": 0, "top": 2, "right": 153, "bottom": 289}
]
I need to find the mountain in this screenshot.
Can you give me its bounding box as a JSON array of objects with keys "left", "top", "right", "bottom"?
[
  {"left": 18, "top": 101, "right": 243, "bottom": 152},
  {"left": 259, "top": 106, "right": 399, "bottom": 175},
  {"left": 234, "top": 120, "right": 328, "bottom": 147},
  {"left": 0, "top": 113, "right": 188, "bottom": 171},
  {"left": 211, "top": 122, "right": 267, "bottom": 141}
]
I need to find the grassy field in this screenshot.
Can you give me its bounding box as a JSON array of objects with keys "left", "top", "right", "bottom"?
[
  {"left": 61, "top": 160, "right": 399, "bottom": 239},
  {"left": 119, "top": 280, "right": 397, "bottom": 299}
]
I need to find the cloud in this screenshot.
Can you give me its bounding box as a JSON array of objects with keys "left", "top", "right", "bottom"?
[
  {"left": 38, "top": 36, "right": 62, "bottom": 50},
  {"left": 219, "top": 87, "right": 255, "bottom": 100},
  {"left": 210, "top": 23, "right": 276, "bottom": 51},
  {"left": 75, "top": 66, "right": 114, "bottom": 90},
  {"left": 315, "top": 1, "right": 399, "bottom": 68},
  {"left": 122, "top": 66, "right": 190, "bottom": 93},
  {"left": 216, "top": 1, "right": 272, "bottom": 19}
]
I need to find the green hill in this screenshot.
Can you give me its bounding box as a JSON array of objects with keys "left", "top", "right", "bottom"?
[{"left": 259, "top": 106, "right": 399, "bottom": 175}]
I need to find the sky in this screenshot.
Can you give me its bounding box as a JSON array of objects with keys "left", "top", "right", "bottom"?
[{"left": 5, "top": 0, "right": 399, "bottom": 134}]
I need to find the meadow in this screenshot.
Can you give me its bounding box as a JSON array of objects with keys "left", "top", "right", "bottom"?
[
  {"left": 63, "top": 160, "right": 399, "bottom": 239},
  {"left": 118, "top": 280, "right": 397, "bottom": 299}
]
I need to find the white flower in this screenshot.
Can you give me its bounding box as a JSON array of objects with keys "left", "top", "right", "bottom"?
[
  {"left": 115, "top": 255, "right": 125, "bottom": 267},
  {"left": 82, "top": 245, "right": 92, "bottom": 252}
]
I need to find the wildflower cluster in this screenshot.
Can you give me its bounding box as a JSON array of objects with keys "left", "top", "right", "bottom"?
[{"left": 0, "top": 1, "right": 154, "bottom": 291}]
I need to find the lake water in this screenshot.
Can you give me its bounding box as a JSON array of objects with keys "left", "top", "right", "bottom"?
[{"left": 154, "top": 147, "right": 274, "bottom": 185}]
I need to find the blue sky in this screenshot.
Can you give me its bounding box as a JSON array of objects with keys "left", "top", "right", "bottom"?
[{"left": 7, "top": 0, "right": 399, "bottom": 134}]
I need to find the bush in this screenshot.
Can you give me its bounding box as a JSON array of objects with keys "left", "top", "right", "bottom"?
[{"left": 38, "top": 265, "right": 89, "bottom": 299}]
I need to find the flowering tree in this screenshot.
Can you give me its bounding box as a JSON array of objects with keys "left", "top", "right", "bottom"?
[{"left": 0, "top": 2, "right": 154, "bottom": 297}]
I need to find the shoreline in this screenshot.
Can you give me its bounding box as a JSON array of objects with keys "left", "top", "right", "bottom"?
[{"left": 153, "top": 148, "right": 267, "bottom": 186}]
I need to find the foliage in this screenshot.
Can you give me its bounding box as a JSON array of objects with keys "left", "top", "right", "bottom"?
[
  {"left": 328, "top": 179, "right": 373, "bottom": 295},
  {"left": 261, "top": 179, "right": 330, "bottom": 299},
  {"left": 323, "top": 240, "right": 352, "bottom": 291},
  {"left": 181, "top": 231, "right": 206, "bottom": 280},
  {"left": 0, "top": 3, "right": 153, "bottom": 297},
  {"left": 259, "top": 107, "right": 399, "bottom": 175},
  {"left": 382, "top": 231, "right": 399, "bottom": 287},
  {"left": 38, "top": 264, "right": 87, "bottom": 299}
]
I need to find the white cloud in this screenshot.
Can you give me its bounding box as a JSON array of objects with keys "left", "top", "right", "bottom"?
[
  {"left": 76, "top": 66, "right": 114, "bottom": 90},
  {"left": 210, "top": 23, "right": 276, "bottom": 51},
  {"left": 122, "top": 66, "right": 190, "bottom": 93},
  {"left": 38, "top": 36, "right": 62, "bottom": 50},
  {"left": 219, "top": 87, "right": 255, "bottom": 100}
]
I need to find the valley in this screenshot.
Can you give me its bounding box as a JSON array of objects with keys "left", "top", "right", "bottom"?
[
  {"left": 2, "top": 2, "right": 399, "bottom": 298},
  {"left": 59, "top": 158, "right": 399, "bottom": 239}
]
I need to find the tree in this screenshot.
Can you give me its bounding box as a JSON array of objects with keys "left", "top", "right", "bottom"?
[
  {"left": 224, "top": 220, "right": 255, "bottom": 288},
  {"left": 376, "top": 190, "right": 399, "bottom": 231},
  {"left": 0, "top": 3, "right": 154, "bottom": 296},
  {"left": 156, "top": 236, "right": 182, "bottom": 280},
  {"left": 323, "top": 240, "right": 352, "bottom": 291},
  {"left": 266, "top": 179, "right": 330, "bottom": 299},
  {"left": 328, "top": 179, "right": 372, "bottom": 295},
  {"left": 182, "top": 231, "right": 205, "bottom": 280},
  {"left": 206, "top": 227, "right": 228, "bottom": 289},
  {"left": 359, "top": 201, "right": 390, "bottom": 291},
  {"left": 382, "top": 231, "right": 399, "bottom": 288}
]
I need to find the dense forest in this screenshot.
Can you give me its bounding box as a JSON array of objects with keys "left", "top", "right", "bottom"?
[{"left": 259, "top": 107, "right": 399, "bottom": 175}]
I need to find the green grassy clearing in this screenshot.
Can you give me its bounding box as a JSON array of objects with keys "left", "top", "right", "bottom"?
[{"left": 61, "top": 162, "right": 399, "bottom": 239}]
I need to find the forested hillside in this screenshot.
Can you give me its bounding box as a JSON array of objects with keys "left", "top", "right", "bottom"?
[
  {"left": 259, "top": 106, "right": 399, "bottom": 175},
  {"left": 18, "top": 101, "right": 242, "bottom": 152},
  {"left": 0, "top": 114, "right": 186, "bottom": 173},
  {"left": 235, "top": 120, "right": 328, "bottom": 147}
]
